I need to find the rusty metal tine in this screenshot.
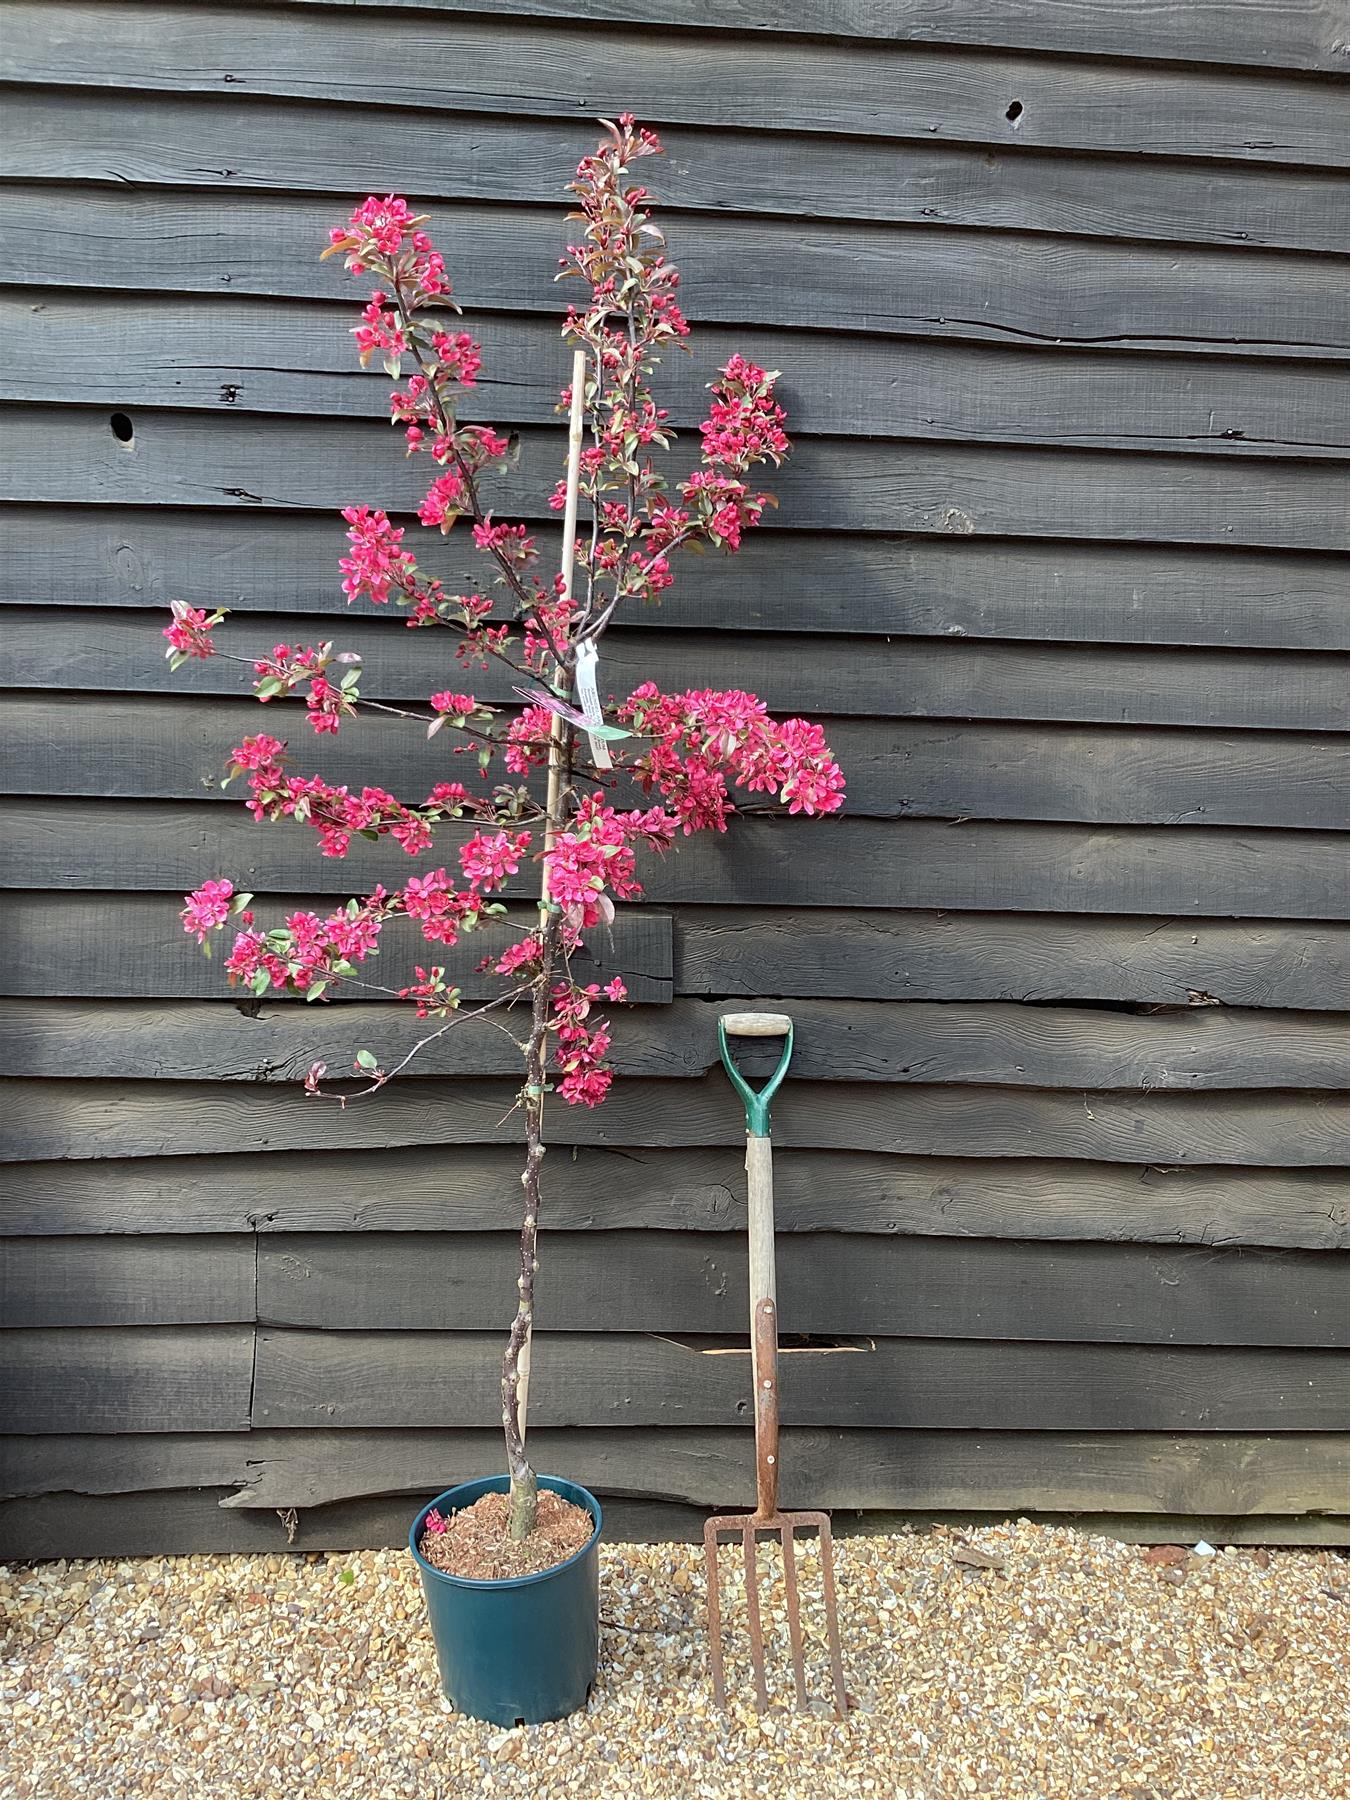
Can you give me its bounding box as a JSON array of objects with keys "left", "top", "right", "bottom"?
[
  {"left": 778, "top": 1519, "right": 810, "bottom": 1712},
  {"left": 703, "top": 1522, "right": 728, "bottom": 1711},
  {"left": 743, "top": 1525, "right": 770, "bottom": 1713},
  {"left": 816, "top": 1519, "right": 849, "bottom": 1718}
]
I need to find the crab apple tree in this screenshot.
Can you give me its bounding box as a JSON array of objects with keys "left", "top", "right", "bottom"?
[{"left": 169, "top": 117, "right": 844, "bottom": 1541}]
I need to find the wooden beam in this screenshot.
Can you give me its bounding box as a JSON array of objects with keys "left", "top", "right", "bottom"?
[
  {"left": 246, "top": 1230, "right": 1350, "bottom": 1344},
  {"left": 245, "top": 1329, "right": 1350, "bottom": 1431},
  {"left": 6, "top": 512, "right": 1348, "bottom": 655},
  {"left": 1, "top": 1487, "right": 1342, "bottom": 1557},
  {"left": 0, "top": 1236, "right": 254, "bottom": 1327},
  {"left": 7, "top": 410, "right": 1349, "bottom": 549},
  {"left": 4, "top": 1428, "right": 1346, "bottom": 1517},
  {"left": 9, "top": 805, "right": 1350, "bottom": 920},
  {"left": 1, "top": 1327, "right": 254, "bottom": 1432},
  {"left": 8, "top": 293, "right": 1349, "bottom": 458},
  {"left": 10, "top": 695, "right": 1350, "bottom": 832},
  {"left": 8, "top": 896, "right": 1350, "bottom": 1010},
  {"left": 7, "top": 1073, "right": 1350, "bottom": 1169},
  {"left": 5, "top": 1144, "right": 1346, "bottom": 1251},
  {"left": 5, "top": 188, "right": 1348, "bottom": 362},
  {"left": 14, "top": 607, "right": 1350, "bottom": 731},
  {"left": 5, "top": 997, "right": 1349, "bottom": 1091},
  {"left": 5, "top": 8, "right": 1345, "bottom": 162},
  {"left": 162, "top": 0, "right": 1347, "bottom": 76}
]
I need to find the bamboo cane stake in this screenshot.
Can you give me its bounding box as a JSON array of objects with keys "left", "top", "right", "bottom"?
[{"left": 516, "top": 346, "right": 588, "bottom": 1449}]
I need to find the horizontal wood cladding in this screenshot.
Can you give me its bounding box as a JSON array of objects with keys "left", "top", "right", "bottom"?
[
  {"left": 0, "top": 1236, "right": 255, "bottom": 1328},
  {"left": 4, "top": 1430, "right": 1345, "bottom": 1521},
  {"left": 13, "top": 1074, "right": 1349, "bottom": 1169},
  {"left": 4, "top": 1490, "right": 1343, "bottom": 1557},
  {"left": 0, "top": 898, "right": 670, "bottom": 1006},
  {"left": 256, "top": 1233, "right": 1348, "bottom": 1346},
  {"left": 1, "top": 1326, "right": 254, "bottom": 1432},
  {"left": 5, "top": 512, "right": 1349, "bottom": 655},
  {"left": 7, "top": 1317, "right": 1343, "bottom": 1430},
  {"left": 6, "top": 6, "right": 1347, "bottom": 165},
  {"left": 248, "top": 1331, "right": 1350, "bottom": 1433},
  {"left": 6, "top": 998, "right": 1349, "bottom": 1091},
  {"left": 4, "top": 1146, "right": 1347, "bottom": 1251},
  {"left": 10, "top": 693, "right": 1350, "bottom": 833},
  {"left": 10, "top": 805, "right": 1350, "bottom": 919},
  {"left": 15, "top": 609, "right": 1350, "bottom": 733},
  {"left": 7, "top": 413, "right": 1349, "bottom": 547},
  {"left": 4, "top": 1229, "right": 1336, "bottom": 1345},
  {"left": 9, "top": 898, "right": 1350, "bottom": 1014},
  {"left": 12, "top": 296, "right": 1350, "bottom": 461},
  {"left": 7, "top": 190, "right": 1350, "bottom": 363},
  {"left": 178, "top": 0, "right": 1348, "bottom": 75}
]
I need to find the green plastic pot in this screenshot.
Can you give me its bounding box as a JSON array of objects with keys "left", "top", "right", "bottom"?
[{"left": 409, "top": 1476, "right": 603, "bottom": 1726}]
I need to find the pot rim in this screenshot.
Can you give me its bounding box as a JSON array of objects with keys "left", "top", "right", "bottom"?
[{"left": 409, "top": 1474, "right": 604, "bottom": 1592}]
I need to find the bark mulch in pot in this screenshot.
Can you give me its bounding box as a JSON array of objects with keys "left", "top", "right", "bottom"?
[{"left": 418, "top": 1490, "right": 594, "bottom": 1581}]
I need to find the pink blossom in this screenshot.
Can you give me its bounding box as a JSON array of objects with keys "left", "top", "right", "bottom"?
[
  {"left": 419, "top": 470, "right": 466, "bottom": 531},
  {"left": 430, "top": 331, "right": 482, "bottom": 386},
  {"left": 163, "top": 602, "right": 221, "bottom": 662},
  {"left": 340, "top": 506, "right": 416, "bottom": 606},
  {"left": 181, "top": 879, "right": 234, "bottom": 944},
  {"left": 430, "top": 691, "right": 477, "bottom": 716},
  {"left": 459, "top": 830, "right": 531, "bottom": 893}
]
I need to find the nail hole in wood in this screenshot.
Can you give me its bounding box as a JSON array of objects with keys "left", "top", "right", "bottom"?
[
  {"left": 1005, "top": 100, "right": 1024, "bottom": 125},
  {"left": 110, "top": 412, "right": 135, "bottom": 446}
]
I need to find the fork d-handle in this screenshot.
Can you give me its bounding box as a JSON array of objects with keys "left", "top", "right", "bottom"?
[{"left": 719, "top": 1012, "right": 793, "bottom": 1513}]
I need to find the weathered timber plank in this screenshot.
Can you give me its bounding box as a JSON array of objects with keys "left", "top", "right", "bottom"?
[
  {"left": 14, "top": 1074, "right": 1347, "bottom": 1168},
  {"left": 6, "top": 1429, "right": 1349, "bottom": 1520},
  {"left": 674, "top": 909, "right": 1350, "bottom": 1011},
  {"left": 0, "top": 1328, "right": 253, "bottom": 1432},
  {"left": 263, "top": 1229, "right": 1347, "bottom": 1346},
  {"left": 8, "top": 411, "right": 1348, "bottom": 549},
  {"left": 5, "top": 511, "right": 1349, "bottom": 654},
  {"left": 0, "top": 1236, "right": 254, "bottom": 1327},
  {"left": 9, "top": 805, "right": 1350, "bottom": 919},
  {"left": 6, "top": 7, "right": 1346, "bottom": 164},
  {"left": 3, "top": 1489, "right": 1343, "bottom": 1558},
  {"left": 0, "top": 890, "right": 670, "bottom": 1005},
  {"left": 222, "top": 1425, "right": 1350, "bottom": 1516},
  {"left": 4, "top": 1145, "right": 1346, "bottom": 1250},
  {"left": 247, "top": 1330, "right": 1350, "bottom": 1432},
  {"left": 14, "top": 607, "right": 1350, "bottom": 732},
  {"left": 210, "top": 0, "right": 1350, "bottom": 75},
  {"left": 11, "top": 693, "right": 1350, "bottom": 832},
  {"left": 6, "top": 189, "right": 1348, "bottom": 360},
  {"left": 9, "top": 292, "right": 1349, "bottom": 458},
  {"left": 9, "top": 895, "right": 1350, "bottom": 1010},
  {"left": 6, "top": 997, "right": 1349, "bottom": 1092}
]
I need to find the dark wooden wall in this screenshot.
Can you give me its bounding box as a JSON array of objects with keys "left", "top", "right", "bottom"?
[{"left": 1, "top": 0, "right": 1348, "bottom": 1556}]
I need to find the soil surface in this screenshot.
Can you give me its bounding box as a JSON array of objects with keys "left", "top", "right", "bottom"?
[{"left": 418, "top": 1489, "right": 594, "bottom": 1581}]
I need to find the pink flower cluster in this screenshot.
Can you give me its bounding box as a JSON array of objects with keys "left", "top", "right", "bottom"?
[
  {"left": 551, "top": 979, "right": 627, "bottom": 1108},
  {"left": 163, "top": 602, "right": 223, "bottom": 664},
  {"left": 227, "top": 735, "right": 445, "bottom": 859},
  {"left": 221, "top": 897, "right": 386, "bottom": 998},
  {"left": 181, "top": 878, "right": 237, "bottom": 944},
  {"left": 340, "top": 506, "right": 416, "bottom": 605},
  {"left": 327, "top": 196, "right": 448, "bottom": 298},
  {"left": 621, "top": 683, "right": 846, "bottom": 828}
]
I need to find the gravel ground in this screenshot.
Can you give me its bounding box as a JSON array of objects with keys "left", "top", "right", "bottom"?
[{"left": 3, "top": 1521, "right": 1346, "bottom": 1799}]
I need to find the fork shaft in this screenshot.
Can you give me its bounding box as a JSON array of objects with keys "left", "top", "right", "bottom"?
[{"left": 752, "top": 1299, "right": 781, "bottom": 1519}]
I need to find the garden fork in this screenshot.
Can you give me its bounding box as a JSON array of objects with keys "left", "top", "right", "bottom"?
[{"left": 703, "top": 1012, "right": 847, "bottom": 1717}]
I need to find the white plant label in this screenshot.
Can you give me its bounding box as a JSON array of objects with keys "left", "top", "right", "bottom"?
[{"left": 574, "top": 640, "right": 612, "bottom": 769}]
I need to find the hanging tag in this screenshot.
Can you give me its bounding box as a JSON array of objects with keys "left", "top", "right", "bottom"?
[{"left": 574, "top": 640, "right": 612, "bottom": 770}]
